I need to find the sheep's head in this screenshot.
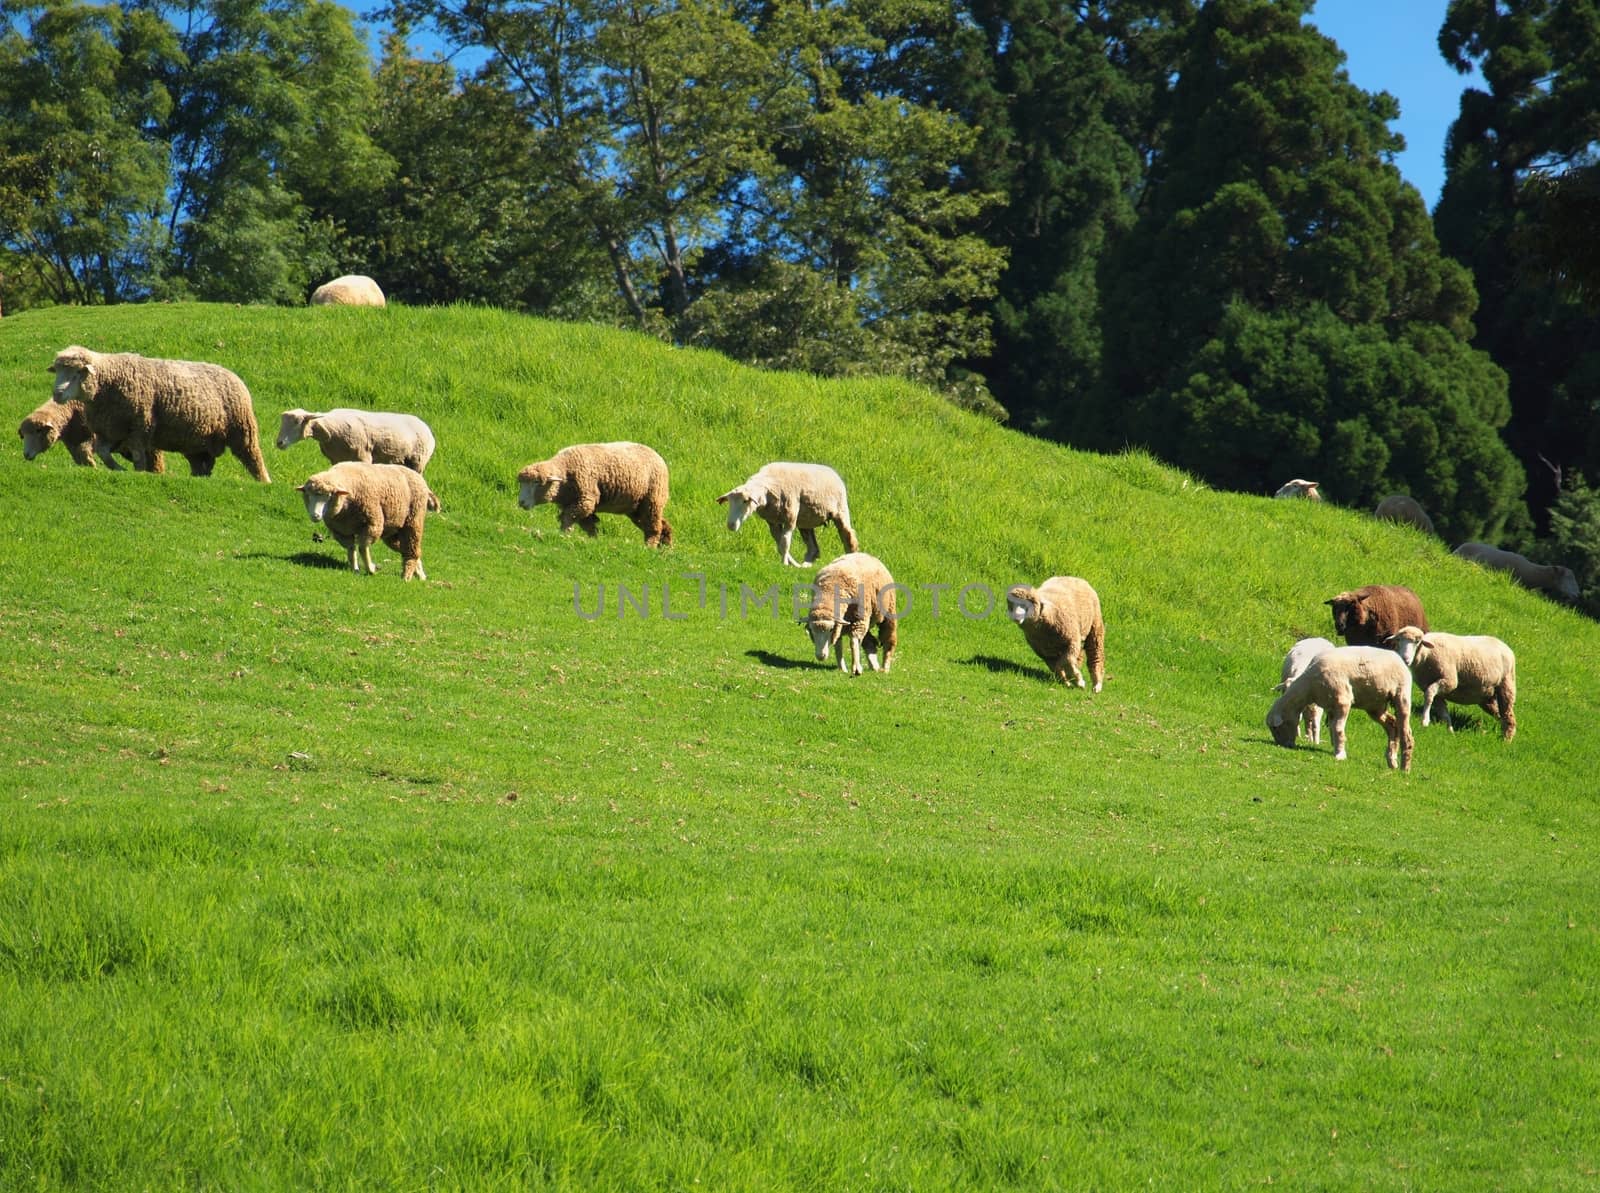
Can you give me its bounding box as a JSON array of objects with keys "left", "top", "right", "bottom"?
[
  {"left": 276, "top": 409, "right": 316, "bottom": 450},
  {"left": 802, "top": 610, "right": 844, "bottom": 663},
  {"left": 296, "top": 477, "right": 347, "bottom": 523},
  {"left": 1382, "top": 625, "right": 1427, "bottom": 666},
  {"left": 716, "top": 481, "right": 765, "bottom": 532},
  {"left": 18, "top": 415, "right": 59, "bottom": 460},
  {"left": 517, "top": 462, "right": 563, "bottom": 509},
  {"left": 1274, "top": 479, "right": 1321, "bottom": 500},
  {"left": 1265, "top": 708, "right": 1299, "bottom": 748},
  {"left": 48, "top": 346, "right": 96, "bottom": 404},
  {"left": 1325, "top": 592, "right": 1365, "bottom": 636},
  {"left": 1551, "top": 565, "right": 1581, "bottom": 603},
  {"left": 1005, "top": 585, "right": 1041, "bottom": 625}
]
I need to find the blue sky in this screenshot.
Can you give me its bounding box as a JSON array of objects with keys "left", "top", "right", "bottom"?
[{"left": 1305, "top": 1, "right": 1479, "bottom": 210}]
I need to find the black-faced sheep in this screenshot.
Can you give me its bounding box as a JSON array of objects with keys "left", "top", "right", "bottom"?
[
  {"left": 310, "top": 275, "right": 386, "bottom": 307},
  {"left": 1383, "top": 625, "right": 1517, "bottom": 741},
  {"left": 717, "top": 462, "right": 858, "bottom": 566},
  {"left": 48, "top": 346, "right": 270, "bottom": 482},
  {"left": 1275, "top": 636, "right": 1335, "bottom": 744},
  {"left": 296, "top": 461, "right": 439, "bottom": 580},
  {"left": 1325, "top": 584, "right": 1429, "bottom": 647},
  {"left": 1266, "top": 645, "right": 1414, "bottom": 770},
  {"left": 804, "top": 552, "right": 898, "bottom": 675},
  {"left": 1452, "top": 541, "right": 1581, "bottom": 604},
  {"left": 277, "top": 408, "right": 436, "bottom": 472},
  {"left": 1004, "top": 576, "right": 1106, "bottom": 691},
  {"left": 1374, "top": 494, "right": 1436, "bottom": 536},
  {"left": 517, "top": 442, "right": 672, "bottom": 548},
  {"left": 1274, "top": 479, "right": 1322, "bottom": 500}
]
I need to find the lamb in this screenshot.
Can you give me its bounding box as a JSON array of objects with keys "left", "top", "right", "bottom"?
[
  {"left": 717, "top": 462, "right": 858, "bottom": 566},
  {"left": 48, "top": 345, "right": 270, "bottom": 482},
  {"left": 276, "top": 408, "right": 436, "bottom": 472},
  {"left": 1325, "top": 584, "right": 1428, "bottom": 646},
  {"left": 1452, "top": 541, "right": 1581, "bottom": 604},
  {"left": 1374, "top": 494, "right": 1436, "bottom": 536},
  {"left": 310, "top": 275, "right": 386, "bottom": 307},
  {"left": 804, "top": 552, "right": 898, "bottom": 675},
  {"left": 1274, "top": 479, "right": 1322, "bottom": 500},
  {"left": 1383, "top": 624, "right": 1517, "bottom": 741},
  {"left": 517, "top": 441, "right": 672, "bottom": 548},
  {"left": 1004, "top": 576, "right": 1106, "bottom": 691},
  {"left": 1265, "top": 646, "right": 1414, "bottom": 770},
  {"left": 295, "top": 461, "right": 439, "bottom": 580},
  {"left": 1274, "top": 636, "right": 1336, "bottom": 744}
]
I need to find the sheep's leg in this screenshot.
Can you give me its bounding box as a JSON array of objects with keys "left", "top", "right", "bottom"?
[
  {"left": 835, "top": 516, "right": 859, "bottom": 554},
  {"left": 771, "top": 524, "right": 800, "bottom": 566},
  {"left": 1083, "top": 623, "right": 1106, "bottom": 692},
  {"left": 1055, "top": 644, "right": 1086, "bottom": 688},
  {"left": 1371, "top": 711, "right": 1400, "bottom": 769},
  {"left": 1494, "top": 682, "right": 1516, "bottom": 742},
  {"left": 92, "top": 441, "right": 123, "bottom": 470},
  {"left": 799, "top": 527, "right": 822, "bottom": 566},
  {"left": 632, "top": 501, "right": 669, "bottom": 548},
  {"left": 861, "top": 630, "right": 881, "bottom": 672},
  {"left": 332, "top": 531, "right": 359, "bottom": 573},
  {"left": 1308, "top": 704, "right": 1323, "bottom": 746},
  {"left": 1329, "top": 703, "right": 1352, "bottom": 760},
  {"left": 186, "top": 452, "right": 216, "bottom": 477},
  {"left": 847, "top": 632, "right": 865, "bottom": 676}
]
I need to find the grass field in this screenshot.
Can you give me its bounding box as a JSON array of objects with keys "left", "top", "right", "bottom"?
[{"left": 2, "top": 302, "right": 1597, "bottom": 1189}]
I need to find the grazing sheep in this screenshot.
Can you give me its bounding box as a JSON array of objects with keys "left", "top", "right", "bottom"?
[
  {"left": 517, "top": 441, "right": 672, "bottom": 548},
  {"left": 804, "top": 552, "right": 898, "bottom": 675},
  {"left": 1266, "top": 646, "right": 1414, "bottom": 770},
  {"left": 296, "top": 461, "right": 439, "bottom": 580},
  {"left": 1004, "top": 577, "right": 1106, "bottom": 691},
  {"left": 1274, "top": 479, "right": 1322, "bottom": 500},
  {"left": 1384, "top": 624, "right": 1517, "bottom": 741},
  {"left": 1374, "top": 494, "right": 1436, "bottom": 536},
  {"left": 310, "top": 275, "right": 386, "bottom": 307},
  {"left": 276, "top": 408, "right": 436, "bottom": 472},
  {"left": 717, "top": 462, "right": 858, "bottom": 566},
  {"left": 48, "top": 346, "right": 270, "bottom": 482},
  {"left": 1453, "top": 541, "right": 1581, "bottom": 604},
  {"left": 1325, "top": 584, "right": 1429, "bottom": 646},
  {"left": 1274, "top": 636, "right": 1336, "bottom": 744}
]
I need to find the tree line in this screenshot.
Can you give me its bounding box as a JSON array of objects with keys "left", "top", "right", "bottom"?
[{"left": 2, "top": 0, "right": 1596, "bottom": 592}]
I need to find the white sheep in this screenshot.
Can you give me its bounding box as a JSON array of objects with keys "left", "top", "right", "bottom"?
[
  {"left": 1383, "top": 624, "right": 1517, "bottom": 741},
  {"left": 1453, "top": 541, "right": 1580, "bottom": 604},
  {"left": 1265, "top": 645, "right": 1414, "bottom": 770},
  {"left": 296, "top": 461, "right": 439, "bottom": 580},
  {"left": 276, "top": 408, "right": 436, "bottom": 472},
  {"left": 310, "top": 275, "right": 386, "bottom": 307},
  {"left": 517, "top": 441, "right": 672, "bottom": 548},
  {"left": 1274, "top": 636, "right": 1336, "bottom": 744},
  {"left": 1374, "top": 494, "right": 1436, "bottom": 536},
  {"left": 717, "top": 462, "right": 858, "bottom": 566},
  {"left": 804, "top": 552, "right": 898, "bottom": 675},
  {"left": 1004, "top": 577, "right": 1106, "bottom": 690},
  {"left": 48, "top": 346, "right": 270, "bottom": 481},
  {"left": 1274, "top": 479, "right": 1322, "bottom": 500},
  {"left": 18, "top": 398, "right": 123, "bottom": 468}
]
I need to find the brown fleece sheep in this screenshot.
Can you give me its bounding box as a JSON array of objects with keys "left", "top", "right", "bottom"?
[
  {"left": 804, "top": 552, "right": 898, "bottom": 674},
  {"left": 48, "top": 346, "right": 270, "bottom": 481},
  {"left": 1325, "top": 584, "right": 1428, "bottom": 647},
  {"left": 310, "top": 274, "right": 386, "bottom": 306},
  {"left": 517, "top": 441, "right": 672, "bottom": 548},
  {"left": 296, "top": 461, "right": 439, "bottom": 580},
  {"left": 18, "top": 398, "right": 166, "bottom": 471},
  {"left": 1005, "top": 576, "right": 1106, "bottom": 690},
  {"left": 1374, "top": 494, "right": 1436, "bottom": 536}
]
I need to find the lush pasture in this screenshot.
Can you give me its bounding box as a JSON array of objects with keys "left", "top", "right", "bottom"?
[{"left": 2, "top": 303, "right": 1597, "bottom": 1189}]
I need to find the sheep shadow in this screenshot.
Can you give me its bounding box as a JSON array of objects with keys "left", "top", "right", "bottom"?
[
  {"left": 745, "top": 649, "right": 817, "bottom": 670},
  {"left": 235, "top": 550, "right": 346, "bottom": 570},
  {"left": 960, "top": 654, "right": 1043, "bottom": 680}
]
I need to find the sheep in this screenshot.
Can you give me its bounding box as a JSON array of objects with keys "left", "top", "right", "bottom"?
[
  {"left": 1004, "top": 576, "right": 1106, "bottom": 691},
  {"left": 517, "top": 441, "right": 672, "bottom": 548},
  {"left": 1274, "top": 636, "right": 1336, "bottom": 744},
  {"left": 310, "top": 275, "right": 386, "bottom": 307},
  {"left": 295, "top": 461, "right": 439, "bottom": 580},
  {"left": 1452, "top": 541, "right": 1581, "bottom": 604},
  {"left": 717, "top": 462, "right": 858, "bottom": 566},
  {"left": 18, "top": 399, "right": 167, "bottom": 471},
  {"left": 48, "top": 346, "right": 270, "bottom": 482},
  {"left": 1374, "top": 494, "right": 1436, "bottom": 536},
  {"left": 1274, "top": 479, "right": 1322, "bottom": 500},
  {"left": 276, "top": 408, "right": 436, "bottom": 472},
  {"left": 803, "top": 552, "right": 898, "bottom": 675},
  {"left": 1325, "top": 584, "right": 1429, "bottom": 646},
  {"left": 1383, "top": 624, "right": 1517, "bottom": 741},
  {"left": 1266, "top": 646, "right": 1414, "bottom": 770}
]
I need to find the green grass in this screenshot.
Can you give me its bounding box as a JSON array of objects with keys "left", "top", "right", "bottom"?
[{"left": 2, "top": 302, "right": 1597, "bottom": 1190}]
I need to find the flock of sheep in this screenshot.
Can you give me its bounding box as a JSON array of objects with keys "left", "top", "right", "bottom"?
[{"left": 15, "top": 331, "right": 1568, "bottom": 769}]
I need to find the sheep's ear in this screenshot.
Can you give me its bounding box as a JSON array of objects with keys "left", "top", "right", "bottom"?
[
  {"left": 1272, "top": 679, "right": 1288, "bottom": 692},
  {"left": 1420, "top": 635, "right": 1437, "bottom": 649},
  {"left": 334, "top": 487, "right": 351, "bottom": 497},
  {"left": 716, "top": 491, "right": 732, "bottom": 505},
  {"left": 1323, "top": 598, "right": 1336, "bottom": 606},
  {"left": 295, "top": 483, "right": 307, "bottom": 492}
]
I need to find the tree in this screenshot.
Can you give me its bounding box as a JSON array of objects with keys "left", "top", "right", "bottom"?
[
  {"left": 1082, "top": 0, "right": 1525, "bottom": 541},
  {"left": 0, "top": 0, "right": 178, "bottom": 304},
  {"left": 1434, "top": 0, "right": 1600, "bottom": 531}
]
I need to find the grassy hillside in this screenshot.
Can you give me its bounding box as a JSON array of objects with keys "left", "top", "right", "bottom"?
[{"left": 2, "top": 302, "right": 1597, "bottom": 1189}]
